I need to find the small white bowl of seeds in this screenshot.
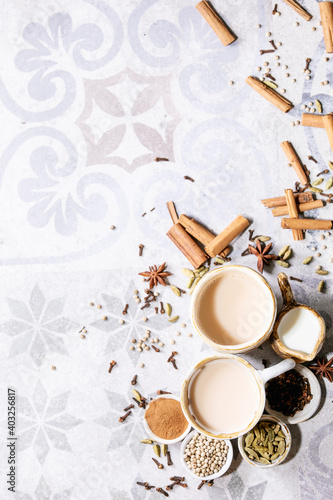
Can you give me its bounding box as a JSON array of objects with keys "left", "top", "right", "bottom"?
[
  {"left": 238, "top": 415, "right": 291, "bottom": 468},
  {"left": 180, "top": 430, "right": 233, "bottom": 480}
]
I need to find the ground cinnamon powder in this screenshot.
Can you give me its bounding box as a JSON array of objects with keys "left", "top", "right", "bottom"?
[{"left": 145, "top": 398, "right": 188, "bottom": 440}]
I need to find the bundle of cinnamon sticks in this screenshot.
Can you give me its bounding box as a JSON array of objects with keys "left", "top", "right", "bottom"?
[
  {"left": 262, "top": 190, "right": 330, "bottom": 239},
  {"left": 166, "top": 202, "right": 249, "bottom": 268}
]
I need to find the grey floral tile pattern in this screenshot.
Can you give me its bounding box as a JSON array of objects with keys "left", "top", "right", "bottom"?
[
  {"left": 1, "top": 0, "right": 333, "bottom": 499},
  {"left": 0, "top": 285, "right": 78, "bottom": 366}
]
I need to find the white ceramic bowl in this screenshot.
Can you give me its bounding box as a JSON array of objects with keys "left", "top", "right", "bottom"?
[
  {"left": 238, "top": 415, "right": 291, "bottom": 468},
  {"left": 265, "top": 364, "right": 321, "bottom": 424},
  {"left": 143, "top": 394, "right": 191, "bottom": 445},
  {"left": 180, "top": 430, "right": 233, "bottom": 480}
]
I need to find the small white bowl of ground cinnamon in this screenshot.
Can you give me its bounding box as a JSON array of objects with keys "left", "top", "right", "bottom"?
[{"left": 144, "top": 395, "right": 191, "bottom": 444}]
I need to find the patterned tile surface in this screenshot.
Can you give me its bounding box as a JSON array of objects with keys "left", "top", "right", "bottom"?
[{"left": 1, "top": 1, "right": 333, "bottom": 499}]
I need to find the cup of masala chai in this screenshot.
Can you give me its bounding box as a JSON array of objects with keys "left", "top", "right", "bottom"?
[
  {"left": 180, "top": 354, "right": 296, "bottom": 440},
  {"left": 190, "top": 265, "right": 277, "bottom": 354},
  {"left": 143, "top": 395, "right": 191, "bottom": 444}
]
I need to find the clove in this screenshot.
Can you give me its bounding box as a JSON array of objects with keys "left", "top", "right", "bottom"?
[
  {"left": 269, "top": 40, "right": 277, "bottom": 50},
  {"left": 308, "top": 155, "right": 317, "bottom": 163},
  {"left": 119, "top": 410, "right": 131, "bottom": 422},
  {"left": 317, "top": 169, "right": 329, "bottom": 176},
  {"left": 123, "top": 404, "right": 134, "bottom": 412},
  {"left": 157, "top": 390, "right": 172, "bottom": 395},
  {"left": 166, "top": 450, "right": 173, "bottom": 466},
  {"left": 184, "top": 175, "right": 195, "bottom": 182},
  {"left": 305, "top": 58, "right": 311, "bottom": 70},
  {"left": 170, "top": 476, "right": 185, "bottom": 482},
  {"left": 156, "top": 488, "right": 169, "bottom": 497},
  {"left": 109, "top": 360, "right": 117, "bottom": 373},
  {"left": 138, "top": 244, "right": 144, "bottom": 256},
  {"left": 152, "top": 458, "right": 164, "bottom": 469},
  {"left": 272, "top": 3, "right": 278, "bottom": 14},
  {"left": 152, "top": 345, "right": 160, "bottom": 353},
  {"left": 160, "top": 302, "right": 165, "bottom": 314},
  {"left": 260, "top": 49, "right": 275, "bottom": 55},
  {"left": 155, "top": 157, "right": 169, "bottom": 162},
  {"left": 198, "top": 480, "right": 207, "bottom": 490},
  {"left": 131, "top": 375, "right": 138, "bottom": 386},
  {"left": 122, "top": 304, "right": 129, "bottom": 315}
]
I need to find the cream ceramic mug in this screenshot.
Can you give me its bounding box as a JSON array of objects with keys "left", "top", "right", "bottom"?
[
  {"left": 180, "top": 354, "right": 296, "bottom": 440},
  {"left": 191, "top": 265, "right": 277, "bottom": 354}
]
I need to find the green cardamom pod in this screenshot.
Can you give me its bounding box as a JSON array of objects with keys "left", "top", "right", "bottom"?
[
  {"left": 274, "top": 424, "right": 280, "bottom": 434},
  {"left": 132, "top": 389, "right": 141, "bottom": 402},
  {"left": 268, "top": 442, "right": 274, "bottom": 455},
  {"left": 277, "top": 430, "right": 285, "bottom": 438},
  {"left": 278, "top": 245, "right": 289, "bottom": 257},
  {"left": 161, "top": 444, "right": 168, "bottom": 456},
  {"left": 318, "top": 280, "right": 325, "bottom": 292},
  {"left": 245, "top": 432, "right": 254, "bottom": 447},
  {"left": 187, "top": 277, "right": 194, "bottom": 289},
  {"left": 254, "top": 427, "right": 260, "bottom": 439},
  {"left": 168, "top": 315, "right": 179, "bottom": 323},
  {"left": 316, "top": 269, "right": 329, "bottom": 275},
  {"left": 310, "top": 187, "right": 323, "bottom": 193},
  {"left": 140, "top": 439, "right": 153, "bottom": 444},
  {"left": 215, "top": 256, "right": 227, "bottom": 264},
  {"left": 195, "top": 266, "right": 205, "bottom": 274},
  {"left": 165, "top": 303, "right": 172, "bottom": 317},
  {"left": 170, "top": 285, "right": 181, "bottom": 297},
  {"left": 245, "top": 447, "right": 259, "bottom": 460},
  {"left": 271, "top": 451, "right": 280, "bottom": 461},
  {"left": 303, "top": 256, "right": 313, "bottom": 265},
  {"left": 312, "top": 177, "right": 324, "bottom": 186},
  {"left": 181, "top": 268, "right": 194, "bottom": 277},
  {"left": 283, "top": 248, "right": 292, "bottom": 260},
  {"left": 256, "top": 235, "right": 271, "bottom": 242},
  {"left": 153, "top": 444, "right": 161, "bottom": 457},
  {"left": 278, "top": 440, "right": 286, "bottom": 455},
  {"left": 264, "top": 80, "right": 278, "bottom": 89},
  {"left": 198, "top": 268, "right": 209, "bottom": 277},
  {"left": 189, "top": 277, "right": 201, "bottom": 295},
  {"left": 325, "top": 177, "right": 333, "bottom": 190},
  {"left": 315, "top": 99, "right": 323, "bottom": 114},
  {"left": 276, "top": 260, "right": 290, "bottom": 268},
  {"left": 259, "top": 457, "right": 271, "bottom": 464}
]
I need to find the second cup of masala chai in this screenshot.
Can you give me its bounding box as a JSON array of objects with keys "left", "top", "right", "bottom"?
[{"left": 191, "top": 265, "right": 277, "bottom": 354}]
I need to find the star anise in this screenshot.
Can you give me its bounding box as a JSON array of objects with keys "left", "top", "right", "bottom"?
[
  {"left": 248, "top": 240, "right": 277, "bottom": 274},
  {"left": 139, "top": 262, "right": 172, "bottom": 289},
  {"left": 309, "top": 357, "right": 333, "bottom": 383}
]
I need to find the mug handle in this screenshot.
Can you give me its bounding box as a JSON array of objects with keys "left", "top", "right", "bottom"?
[
  {"left": 258, "top": 358, "right": 296, "bottom": 385},
  {"left": 277, "top": 272, "right": 296, "bottom": 307}
]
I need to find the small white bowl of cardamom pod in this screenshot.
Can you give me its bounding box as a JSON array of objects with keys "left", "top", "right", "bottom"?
[{"left": 238, "top": 415, "right": 291, "bottom": 468}]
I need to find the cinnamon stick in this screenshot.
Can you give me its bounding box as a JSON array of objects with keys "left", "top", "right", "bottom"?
[
  {"left": 178, "top": 214, "right": 230, "bottom": 257},
  {"left": 319, "top": 1, "right": 333, "bottom": 53},
  {"left": 323, "top": 113, "right": 333, "bottom": 153},
  {"left": 272, "top": 199, "right": 324, "bottom": 217},
  {"left": 196, "top": 1, "right": 237, "bottom": 46},
  {"left": 281, "top": 218, "right": 332, "bottom": 230},
  {"left": 205, "top": 215, "right": 250, "bottom": 257},
  {"left": 301, "top": 113, "right": 324, "bottom": 128},
  {"left": 167, "top": 223, "right": 208, "bottom": 268},
  {"left": 280, "top": 141, "right": 308, "bottom": 185},
  {"left": 284, "top": 189, "right": 304, "bottom": 240},
  {"left": 246, "top": 76, "right": 294, "bottom": 113},
  {"left": 261, "top": 192, "right": 313, "bottom": 208},
  {"left": 166, "top": 201, "right": 179, "bottom": 224},
  {"left": 282, "top": 0, "right": 312, "bottom": 21}
]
